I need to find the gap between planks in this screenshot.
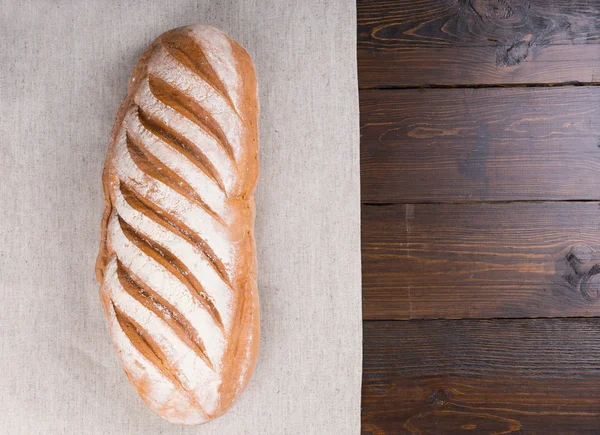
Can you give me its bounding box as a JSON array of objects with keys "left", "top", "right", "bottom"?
[
  {"left": 363, "top": 199, "right": 600, "bottom": 206},
  {"left": 360, "top": 81, "right": 600, "bottom": 91},
  {"left": 362, "top": 315, "right": 600, "bottom": 322}
]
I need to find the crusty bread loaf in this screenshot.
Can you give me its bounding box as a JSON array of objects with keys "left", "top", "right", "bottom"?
[{"left": 95, "top": 25, "right": 259, "bottom": 425}]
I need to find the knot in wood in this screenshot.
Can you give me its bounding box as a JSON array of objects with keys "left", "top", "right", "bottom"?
[
  {"left": 561, "top": 245, "right": 600, "bottom": 303},
  {"left": 581, "top": 266, "right": 600, "bottom": 302},
  {"left": 567, "top": 244, "right": 594, "bottom": 269},
  {"left": 429, "top": 388, "right": 452, "bottom": 406}
]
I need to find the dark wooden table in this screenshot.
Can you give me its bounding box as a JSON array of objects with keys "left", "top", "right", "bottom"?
[{"left": 359, "top": 1, "right": 600, "bottom": 433}]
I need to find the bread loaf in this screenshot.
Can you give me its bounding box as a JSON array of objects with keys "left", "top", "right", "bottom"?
[{"left": 95, "top": 25, "right": 259, "bottom": 425}]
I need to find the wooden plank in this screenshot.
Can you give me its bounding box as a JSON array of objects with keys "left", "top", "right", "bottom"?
[
  {"left": 361, "top": 87, "right": 600, "bottom": 203},
  {"left": 362, "top": 319, "right": 600, "bottom": 434},
  {"left": 359, "top": 46, "right": 600, "bottom": 88},
  {"left": 358, "top": 0, "right": 600, "bottom": 87},
  {"left": 362, "top": 202, "right": 600, "bottom": 320}
]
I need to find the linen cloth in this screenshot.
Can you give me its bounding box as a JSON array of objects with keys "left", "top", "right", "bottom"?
[{"left": 0, "top": 0, "right": 361, "bottom": 433}]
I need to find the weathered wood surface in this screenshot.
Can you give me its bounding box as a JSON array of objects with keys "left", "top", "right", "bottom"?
[
  {"left": 358, "top": 0, "right": 600, "bottom": 88},
  {"left": 363, "top": 319, "right": 600, "bottom": 434},
  {"left": 361, "top": 86, "right": 600, "bottom": 203},
  {"left": 358, "top": 1, "right": 600, "bottom": 433},
  {"left": 363, "top": 202, "right": 600, "bottom": 320}
]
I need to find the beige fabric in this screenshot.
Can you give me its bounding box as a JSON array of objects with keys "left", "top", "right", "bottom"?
[{"left": 0, "top": 0, "right": 361, "bottom": 434}]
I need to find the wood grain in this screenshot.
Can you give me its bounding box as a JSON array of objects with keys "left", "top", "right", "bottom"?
[
  {"left": 362, "top": 319, "right": 600, "bottom": 434},
  {"left": 361, "top": 86, "right": 600, "bottom": 203},
  {"left": 358, "top": 0, "right": 600, "bottom": 88},
  {"left": 358, "top": 2, "right": 600, "bottom": 433},
  {"left": 362, "top": 202, "right": 600, "bottom": 320}
]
